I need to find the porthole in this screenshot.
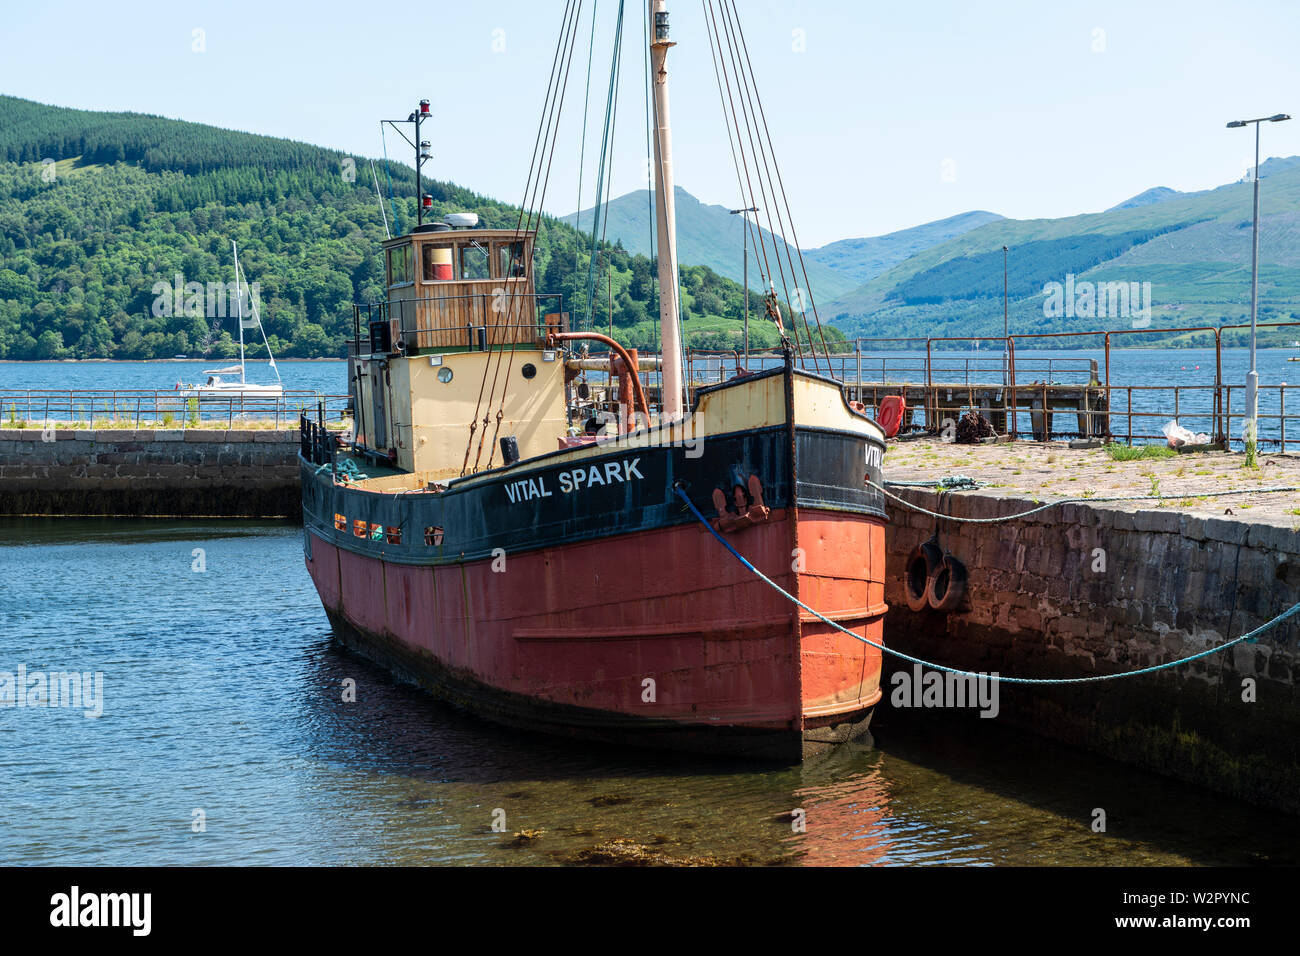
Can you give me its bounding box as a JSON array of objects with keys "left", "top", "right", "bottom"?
[
  {"left": 437, "top": 367, "right": 454, "bottom": 384},
  {"left": 521, "top": 363, "right": 537, "bottom": 380}
]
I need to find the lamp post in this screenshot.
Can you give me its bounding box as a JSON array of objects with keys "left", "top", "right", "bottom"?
[
  {"left": 1226, "top": 112, "right": 1290, "bottom": 462},
  {"left": 730, "top": 206, "right": 759, "bottom": 367},
  {"left": 1002, "top": 245, "right": 1009, "bottom": 386}
]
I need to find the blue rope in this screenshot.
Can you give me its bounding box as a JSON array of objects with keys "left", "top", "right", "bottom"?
[
  {"left": 673, "top": 485, "right": 1300, "bottom": 685},
  {"left": 316, "top": 458, "right": 368, "bottom": 481}
]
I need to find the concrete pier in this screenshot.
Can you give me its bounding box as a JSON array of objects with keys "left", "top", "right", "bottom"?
[{"left": 0, "top": 428, "right": 301, "bottom": 517}]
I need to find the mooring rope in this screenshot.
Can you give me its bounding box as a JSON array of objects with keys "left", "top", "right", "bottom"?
[
  {"left": 884, "top": 475, "right": 981, "bottom": 491},
  {"left": 673, "top": 485, "right": 1300, "bottom": 685},
  {"left": 871, "top": 479, "right": 1300, "bottom": 525},
  {"left": 316, "top": 459, "right": 367, "bottom": 481}
]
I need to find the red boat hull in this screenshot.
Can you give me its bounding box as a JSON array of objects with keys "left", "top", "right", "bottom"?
[{"left": 306, "top": 506, "right": 885, "bottom": 760}]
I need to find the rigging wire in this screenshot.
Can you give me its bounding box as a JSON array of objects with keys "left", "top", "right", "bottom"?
[
  {"left": 379, "top": 125, "right": 402, "bottom": 238},
  {"left": 701, "top": 0, "right": 801, "bottom": 365},
  {"left": 574, "top": 0, "right": 600, "bottom": 240},
  {"left": 461, "top": 0, "right": 584, "bottom": 475},
  {"left": 481, "top": 0, "right": 588, "bottom": 471},
  {"left": 726, "top": 0, "right": 833, "bottom": 362},
  {"left": 712, "top": 0, "right": 821, "bottom": 373},
  {"left": 582, "top": 0, "right": 627, "bottom": 333},
  {"left": 699, "top": 2, "right": 771, "bottom": 305}
]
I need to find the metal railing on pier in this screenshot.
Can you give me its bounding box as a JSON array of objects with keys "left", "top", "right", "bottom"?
[
  {"left": 635, "top": 321, "right": 1300, "bottom": 451},
  {"left": 0, "top": 389, "right": 351, "bottom": 430}
]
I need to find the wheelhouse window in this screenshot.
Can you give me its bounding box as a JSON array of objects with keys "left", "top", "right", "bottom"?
[
  {"left": 423, "top": 243, "right": 453, "bottom": 281},
  {"left": 387, "top": 244, "right": 412, "bottom": 286},
  {"left": 498, "top": 240, "right": 527, "bottom": 279},
  {"left": 460, "top": 240, "right": 491, "bottom": 280}
]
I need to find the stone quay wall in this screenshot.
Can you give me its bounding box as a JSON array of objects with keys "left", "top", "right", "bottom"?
[
  {"left": 0, "top": 428, "right": 301, "bottom": 517},
  {"left": 882, "top": 487, "right": 1300, "bottom": 813}
]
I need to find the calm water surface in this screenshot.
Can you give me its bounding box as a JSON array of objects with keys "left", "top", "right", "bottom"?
[{"left": 1, "top": 519, "right": 1297, "bottom": 867}]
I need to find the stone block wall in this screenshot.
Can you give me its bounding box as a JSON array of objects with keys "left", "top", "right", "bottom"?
[
  {"left": 882, "top": 487, "right": 1300, "bottom": 812},
  {"left": 0, "top": 429, "right": 301, "bottom": 517}
]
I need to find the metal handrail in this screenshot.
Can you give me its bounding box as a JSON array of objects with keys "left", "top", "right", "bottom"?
[{"left": 0, "top": 389, "right": 350, "bottom": 429}]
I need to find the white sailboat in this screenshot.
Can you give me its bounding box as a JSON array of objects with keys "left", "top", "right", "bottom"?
[{"left": 177, "top": 241, "right": 284, "bottom": 397}]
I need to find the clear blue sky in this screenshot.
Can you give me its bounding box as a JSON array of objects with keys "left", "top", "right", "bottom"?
[{"left": 3, "top": 0, "right": 1298, "bottom": 247}]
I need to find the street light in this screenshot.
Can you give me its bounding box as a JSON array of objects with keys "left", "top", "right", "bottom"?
[
  {"left": 729, "top": 206, "right": 759, "bottom": 367},
  {"left": 1226, "top": 112, "right": 1290, "bottom": 462},
  {"left": 1002, "top": 245, "right": 1009, "bottom": 386}
]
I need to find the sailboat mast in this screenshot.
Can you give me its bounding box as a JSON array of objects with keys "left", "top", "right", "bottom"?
[
  {"left": 232, "top": 240, "right": 246, "bottom": 384},
  {"left": 650, "top": 0, "right": 684, "bottom": 421}
]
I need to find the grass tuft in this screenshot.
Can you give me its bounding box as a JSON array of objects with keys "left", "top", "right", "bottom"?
[{"left": 1104, "top": 442, "right": 1175, "bottom": 462}]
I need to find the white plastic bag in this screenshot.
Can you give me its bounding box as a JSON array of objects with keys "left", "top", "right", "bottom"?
[{"left": 1162, "top": 420, "right": 1209, "bottom": 448}]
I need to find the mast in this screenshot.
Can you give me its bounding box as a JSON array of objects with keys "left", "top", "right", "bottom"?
[
  {"left": 233, "top": 240, "right": 246, "bottom": 384},
  {"left": 650, "top": 0, "right": 684, "bottom": 421}
]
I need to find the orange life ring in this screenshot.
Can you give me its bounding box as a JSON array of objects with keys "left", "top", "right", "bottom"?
[{"left": 876, "top": 395, "right": 906, "bottom": 438}]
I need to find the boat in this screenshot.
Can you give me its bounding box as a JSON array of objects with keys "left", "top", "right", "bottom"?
[
  {"left": 299, "top": 1, "right": 888, "bottom": 760},
  {"left": 177, "top": 241, "right": 283, "bottom": 398}
]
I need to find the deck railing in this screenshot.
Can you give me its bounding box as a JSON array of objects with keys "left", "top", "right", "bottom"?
[{"left": 351, "top": 293, "right": 566, "bottom": 353}]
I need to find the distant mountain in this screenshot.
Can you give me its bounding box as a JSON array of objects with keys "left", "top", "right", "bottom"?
[
  {"left": 802, "top": 211, "right": 1004, "bottom": 285},
  {"left": 1107, "top": 186, "right": 1192, "bottom": 211},
  {"left": 824, "top": 156, "right": 1300, "bottom": 347},
  {"left": 564, "top": 187, "right": 859, "bottom": 300}
]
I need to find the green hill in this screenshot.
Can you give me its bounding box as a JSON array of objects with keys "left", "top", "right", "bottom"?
[
  {"left": 0, "top": 95, "right": 832, "bottom": 360},
  {"left": 825, "top": 156, "right": 1300, "bottom": 348}
]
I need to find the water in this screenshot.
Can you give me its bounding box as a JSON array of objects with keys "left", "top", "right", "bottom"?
[
  {"left": 3, "top": 519, "right": 1297, "bottom": 866},
  {"left": 0, "top": 359, "right": 348, "bottom": 395}
]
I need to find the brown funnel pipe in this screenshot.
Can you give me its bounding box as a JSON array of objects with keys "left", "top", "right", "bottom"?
[{"left": 548, "top": 331, "right": 651, "bottom": 429}]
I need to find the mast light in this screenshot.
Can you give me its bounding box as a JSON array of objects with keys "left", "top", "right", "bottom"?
[{"left": 655, "top": 11, "right": 670, "bottom": 40}]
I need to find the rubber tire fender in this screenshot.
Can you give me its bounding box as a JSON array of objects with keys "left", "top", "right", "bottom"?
[
  {"left": 903, "top": 538, "right": 943, "bottom": 612},
  {"left": 926, "top": 553, "right": 968, "bottom": 613}
]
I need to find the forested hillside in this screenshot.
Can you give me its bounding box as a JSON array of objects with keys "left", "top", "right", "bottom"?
[{"left": 0, "top": 96, "right": 842, "bottom": 359}]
